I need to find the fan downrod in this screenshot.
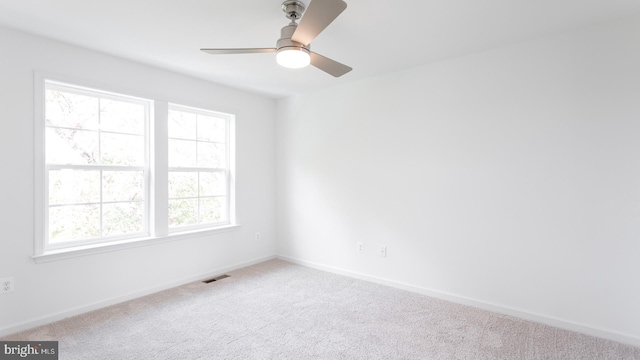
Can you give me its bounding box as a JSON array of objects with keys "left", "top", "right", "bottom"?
[{"left": 281, "top": 0, "right": 306, "bottom": 20}]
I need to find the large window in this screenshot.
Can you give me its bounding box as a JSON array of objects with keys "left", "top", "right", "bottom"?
[
  {"left": 35, "top": 77, "right": 235, "bottom": 259},
  {"left": 43, "top": 81, "right": 149, "bottom": 249}
]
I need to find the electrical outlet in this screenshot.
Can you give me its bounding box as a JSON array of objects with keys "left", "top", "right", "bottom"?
[
  {"left": 357, "top": 242, "right": 364, "bottom": 253},
  {"left": 379, "top": 246, "right": 387, "bottom": 258},
  {"left": 255, "top": 232, "right": 261, "bottom": 241},
  {"left": 1, "top": 277, "right": 14, "bottom": 294}
]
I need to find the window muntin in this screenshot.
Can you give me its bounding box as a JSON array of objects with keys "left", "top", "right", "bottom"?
[
  {"left": 43, "top": 81, "right": 150, "bottom": 250},
  {"left": 167, "top": 105, "right": 230, "bottom": 231}
]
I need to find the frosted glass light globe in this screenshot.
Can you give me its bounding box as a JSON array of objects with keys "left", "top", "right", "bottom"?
[{"left": 276, "top": 48, "right": 310, "bottom": 69}]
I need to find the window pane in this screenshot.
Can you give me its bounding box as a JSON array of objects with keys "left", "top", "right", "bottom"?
[
  {"left": 45, "top": 89, "right": 99, "bottom": 130},
  {"left": 197, "top": 115, "right": 226, "bottom": 142},
  {"left": 199, "top": 172, "right": 225, "bottom": 196},
  {"left": 168, "top": 139, "right": 196, "bottom": 167},
  {"left": 200, "top": 197, "right": 224, "bottom": 224},
  {"left": 197, "top": 142, "right": 225, "bottom": 168},
  {"left": 49, "top": 204, "right": 100, "bottom": 243},
  {"left": 103, "top": 202, "right": 144, "bottom": 236},
  {"left": 168, "top": 172, "right": 197, "bottom": 198},
  {"left": 49, "top": 169, "right": 100, "bottom": 205},
  {"left": 168, "top": 110, "right": 196, "bottom": 140},
  {"left": 101, "top": 133, "right": 144, "bottom": 166},
  {"left": 169, "top": 199, "right": 198, "bottom": 227},
  {"left": 103, "top": 171, "right": 144, "bottom": 202},
  {"left": 100, "top": 99, "right": 145, "bottom": 135},
  {"left": 46, "top": 128, "right": 99, "bottom": 165}
]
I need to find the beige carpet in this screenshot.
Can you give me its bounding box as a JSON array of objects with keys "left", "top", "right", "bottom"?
[{"left": 3, "top": 259, "right": 639, "bottom": 359}]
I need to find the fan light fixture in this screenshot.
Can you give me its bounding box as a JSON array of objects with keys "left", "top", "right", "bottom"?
[
  {"left": 201, "top": 0, "right": 352, "bottom": 77},
  {"left": 276, "top": 47, "right": 310, "bottom": 68}
]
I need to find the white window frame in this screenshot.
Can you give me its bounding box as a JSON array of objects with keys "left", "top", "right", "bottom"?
[
  {"left": 40, "top": 80, "right": 151, "bottom": 252},
  {"left": 34, "top": 73, "right": 238, "bottom": 263},
  {"left": 167, "top": 103, "right": 234, "bottom": 233}
]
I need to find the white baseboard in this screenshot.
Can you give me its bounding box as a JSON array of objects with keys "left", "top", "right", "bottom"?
[
  {"left": 0, "top": 255, "right": 276, "bottom": 338},
  {"left": 276, "top": 255, "right": 640, "bottom": 348}
]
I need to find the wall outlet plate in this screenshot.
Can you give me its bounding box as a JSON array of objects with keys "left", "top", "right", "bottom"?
[
  {"left": 379, "top": 246, "right": 387, "bottom": 258},
  {"left": 0, "top": 277, "right": 14, "bottom": 294}
]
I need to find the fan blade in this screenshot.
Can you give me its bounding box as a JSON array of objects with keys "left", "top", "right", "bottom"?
[
  {"left": 310, "top": 52, "right": 352, "bottom": 77},
  {"left": 292, "top": 0, "right": 347, "bottom": 46},
  {"left": 201, "top": 48, "right": 276, "bottom": 55}
]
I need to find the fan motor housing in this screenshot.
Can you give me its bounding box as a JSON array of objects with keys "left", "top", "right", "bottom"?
[
  {"left": 282, "top": 0, "right": 306, "bottom": 20},
  {"left": 277, "top": 23, "right": 310, "bottom": 52}
]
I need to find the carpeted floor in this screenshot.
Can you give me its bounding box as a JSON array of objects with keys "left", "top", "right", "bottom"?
[{"left": 2, "top": 259, "right": 639, "bottom": 359}]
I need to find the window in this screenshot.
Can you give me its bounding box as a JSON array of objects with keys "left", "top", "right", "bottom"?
[
  {"left": 35, "top": 77, "right": 236, "bottom": 259},
  {"left": 42, "top": 81, "right": 149, "bottom": 250},
  {"left": 168, "top": 105, "right": 231, "bottom": 231}
]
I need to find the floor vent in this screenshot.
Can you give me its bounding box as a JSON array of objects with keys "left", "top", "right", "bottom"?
[{"left": 202, "top": 274, "right": 230, "bottom": 284}]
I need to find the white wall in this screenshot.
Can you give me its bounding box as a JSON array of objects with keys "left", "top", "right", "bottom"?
[
  {"left": 0, "top": 27, "right": 276, "bottom": 335},
  {"left": 276, "top": 15, "right": 640, "bottom": 345}
]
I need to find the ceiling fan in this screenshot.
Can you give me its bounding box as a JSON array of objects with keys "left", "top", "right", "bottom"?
[{"left": 201, "top": 0, "right": 352, "bottom": 77}]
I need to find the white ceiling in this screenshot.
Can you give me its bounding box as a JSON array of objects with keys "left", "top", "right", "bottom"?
[{"left": 1, "top": 0, "right": 639, "bottom": 98}]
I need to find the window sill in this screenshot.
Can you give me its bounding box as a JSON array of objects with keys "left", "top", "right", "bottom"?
[{"left": 32, "top": 224, "right": 241, "bottom": 264}]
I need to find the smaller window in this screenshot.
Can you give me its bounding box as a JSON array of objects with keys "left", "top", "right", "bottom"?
[{"left": 167, "top": 104, "right": 232, "bottom": 232}]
